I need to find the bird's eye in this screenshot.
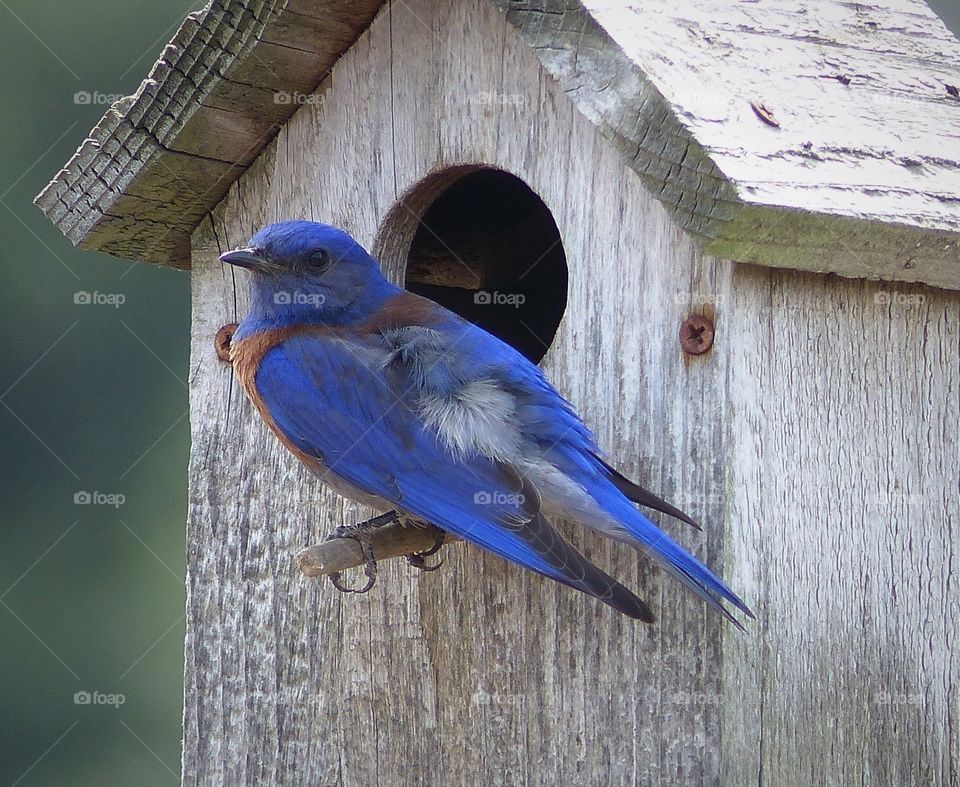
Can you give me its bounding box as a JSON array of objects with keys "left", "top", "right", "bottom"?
[{"left": 308, "top": 249, "right": 331, "bottom": 269}]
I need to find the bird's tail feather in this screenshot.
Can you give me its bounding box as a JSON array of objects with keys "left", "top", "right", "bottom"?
[
  {"left": 523, "top": 511, "right": 655, "bottom": 622},
  {"left": 490, "top": 464, "right": 655, "bottom": 621},
  {"left": 627, "top": 509, "right": 753, "bottom": 628},
  {"left": 587, "top": 477, "right": 754, "bottom": 627},
  {"left": 595, "top": 456, "right": 701, "bottom": 530}
]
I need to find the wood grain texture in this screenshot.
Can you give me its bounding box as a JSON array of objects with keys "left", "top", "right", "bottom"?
[
  {"left": 494, "top": 0, "right": 960, "bottom": 288},
  {"left": 37, "top": 0, "right": 960, "bottom": 290},
  {"left": 183, "top": 0, "right": 959, "bottom": 784},
  {"left": 33, "top": 0, "right": 383, "bottom": 267},
  {"left": 722, "top": 266, "right": 960, "bottom": 786}
]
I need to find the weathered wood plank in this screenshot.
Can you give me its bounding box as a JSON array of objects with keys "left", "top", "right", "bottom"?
[
  {"left": 36, "top": 0, "right": 960, "bottom": 291},
  {"left": 34, "top": 0, "right": 384, "bottom": 267},
  {"left": 183, "top": 0, "right": 959, "bottom": 784},
  {"left": 723, "top": 266, "right": 960, "bottom": 785},
  {"left": 187, "top": 1, "right": 737, "bottom": 783},
  {"left": 494, "top": 0, "right": 960, "bottom": 288}
]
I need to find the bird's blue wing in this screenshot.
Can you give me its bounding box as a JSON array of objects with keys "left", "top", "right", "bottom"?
[
  {"left": 251, "top": 331, "right": 652, "bottom": 620},
  {"left": 446, "top": 322, "right": 754, "bottom": 625}
]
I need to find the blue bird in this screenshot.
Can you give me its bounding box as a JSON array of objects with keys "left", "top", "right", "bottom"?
[{"left": 221, "top": 220, "right": 753, "bottom": 627}]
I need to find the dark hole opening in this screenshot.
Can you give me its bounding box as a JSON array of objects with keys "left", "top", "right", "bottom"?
[{"left": 403, "top": 169, "right": 567, "bottom": 363}]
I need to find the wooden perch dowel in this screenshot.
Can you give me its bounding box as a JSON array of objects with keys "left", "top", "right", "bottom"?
[{"left": 297, "top": 520, "right": 460, "bottom": 577}]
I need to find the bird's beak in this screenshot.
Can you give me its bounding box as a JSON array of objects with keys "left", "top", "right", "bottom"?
[{"left": 219, "top": 247, "right": 273, "bottom": 272}]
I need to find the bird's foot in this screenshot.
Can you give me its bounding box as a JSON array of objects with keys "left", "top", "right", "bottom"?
[
  {"left": 324, "top": 510, "right": 398, "bottom": 594},
  {"left": 406, "top": 529, "right": 445, "bottom": 572},
  {"left": 325, "top": 510, "right": 399, "bottom": 541},
  {"left": 328, "top": 540, "right": 378, "bottom": 594}
]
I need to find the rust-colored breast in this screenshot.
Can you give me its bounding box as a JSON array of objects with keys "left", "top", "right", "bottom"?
[
  {"left": 230, "top": 325, "right": 331, "bottom": 471},
  {"left": 229, "top": 322, "right": 391, "bottom": 507},
  {"left": 230, "top": 322, "right": 340, "bottom": 396}
]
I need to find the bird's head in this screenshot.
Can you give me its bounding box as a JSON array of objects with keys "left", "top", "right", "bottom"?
[{"left": 220, "top": 221, "right": 395, "bottom": 327}]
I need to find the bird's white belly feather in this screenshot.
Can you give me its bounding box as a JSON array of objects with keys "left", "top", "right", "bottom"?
[
  {"left": 419, "top": 379, "right": 522, "bottom": 461},
  {"left": 418, "top": 376, "right": 630, "bottom": 540}
]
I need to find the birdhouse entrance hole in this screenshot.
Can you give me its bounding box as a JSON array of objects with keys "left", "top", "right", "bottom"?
[{"left": 375, "top": 168, "right": 567, "bottom": 363}]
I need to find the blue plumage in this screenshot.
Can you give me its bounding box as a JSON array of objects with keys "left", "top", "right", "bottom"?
[{"left": 222, "top": 220, "right": 753, "bottom": 626}]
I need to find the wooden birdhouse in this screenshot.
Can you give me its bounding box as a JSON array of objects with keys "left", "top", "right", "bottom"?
[{"left": 36, "top": 1, "right": 960, "bottom": 783}]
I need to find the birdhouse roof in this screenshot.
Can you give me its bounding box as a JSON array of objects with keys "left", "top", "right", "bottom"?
[{"left": 35, "top": 0, "right": 960, "bottom": 288}]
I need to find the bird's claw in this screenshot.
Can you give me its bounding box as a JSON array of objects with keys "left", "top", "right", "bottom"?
[
  {"left": 406, "top": 531, "right": 445, "bottom": 572},
  {"left": 324, "top": 511, "right": 397, "bottom": 594},
  {"left": 322, "top": 512, "right": 444, "bottom": 587},
  {"left": 328, "top": 540, "right": 378, "bottom": 594}
]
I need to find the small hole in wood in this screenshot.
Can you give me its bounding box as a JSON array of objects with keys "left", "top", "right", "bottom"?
[{"left": 375, "top": 168, "right": 567, "bottom": 363}]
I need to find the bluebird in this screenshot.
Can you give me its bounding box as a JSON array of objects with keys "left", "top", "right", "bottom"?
[{"left": 221, "top": 220, "right": 753, "bottom": 627}]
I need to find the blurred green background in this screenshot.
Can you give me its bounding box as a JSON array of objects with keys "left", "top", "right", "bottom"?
[
  {"left": 1, "top": 1, "right": 958, "bottom": 785},
  {"left": 1, "top": 1, "right": 199, "bottom": 784}
]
